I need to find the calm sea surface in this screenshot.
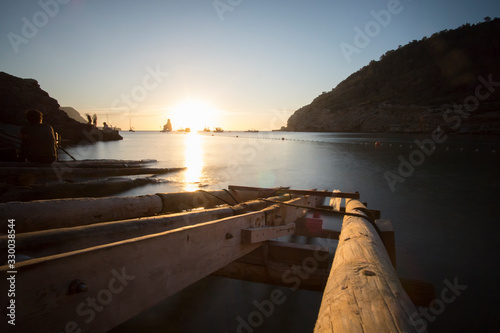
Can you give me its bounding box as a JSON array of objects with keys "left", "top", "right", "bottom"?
[{"left": 62, "top": 131, "right": 500, "bottom": 332}]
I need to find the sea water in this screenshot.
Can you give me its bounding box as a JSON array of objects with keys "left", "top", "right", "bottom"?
[{"left": 62, "top": 131, "right": 500, "bottom": 332}]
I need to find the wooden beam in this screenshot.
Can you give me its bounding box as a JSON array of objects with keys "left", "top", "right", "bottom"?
[
  {"left": 228, "top": 185, "right": 360, "bottom": 199},
  {"left": 213, "top": 241, "right": 334, "bottom": 291},
  {"left": 314, "top": 199, "right": 425, "bottom": 333},
  {"left": 0, "top": 195, "right": 295, "bottom": 259},
  {"left": 241, "top": 223, "right": 295, "bottom": 244},
  {"left": 0, "top": 211, "right": 269, "bottom": 333}
]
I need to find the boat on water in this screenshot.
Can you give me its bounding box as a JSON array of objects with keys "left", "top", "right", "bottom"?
[
  {"left": 0, "top": 183, "right": 434, "bottom": 332},
  {"left": 245, "top": 129, "right": 258, "bottom": 132},
  {"left": 129, "top": 115, "right": 135, "bottom": 132}
]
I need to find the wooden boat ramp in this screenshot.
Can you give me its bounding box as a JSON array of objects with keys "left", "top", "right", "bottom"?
[{"left": 0, "top": 185, "right": 434, "bottom": 332}]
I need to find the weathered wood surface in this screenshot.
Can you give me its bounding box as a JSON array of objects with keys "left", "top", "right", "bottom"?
[
  {"left": 0, "top": 195, "right": 164, "bottom": 233},
  {"left": 241, "top": 223, "right": 296, "bottom": 244},
  {"left": 213, "top": 240, "right": 334, "bottom": 291},
  {"left": 215, "top": 243, "right": 435, "bottom": 305},
  {"left": 0, "top": 189, "right": 284, "bottom": 233},
  {"left": 0, "top": 195, "right": 294, "bottom": 259},
  {"left": 0, "top": 192, "right": 316, "bottom": 333},
  {"left": 0, "top": 212, "right": 266, "bottom": 333},
  {"left": 156, "top": 189, "right": 269, "bottom": 213},
  {"left": 228, "top": 184, "right": 360, "bottom": 199},
  {"left": 314, "top": 199, "right": 425, "bottom": 333}
]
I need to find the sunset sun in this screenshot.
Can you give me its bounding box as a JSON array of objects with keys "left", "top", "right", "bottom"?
[{"left": 171, "top": 100, "right": 219, "bottom": 131}]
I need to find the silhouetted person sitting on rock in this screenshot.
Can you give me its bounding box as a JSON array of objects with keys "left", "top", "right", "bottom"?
[{"left": 18, "top": 109, "right": 58, "bottom": 164}]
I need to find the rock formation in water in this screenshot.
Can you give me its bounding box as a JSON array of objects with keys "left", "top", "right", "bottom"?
[
  {"left": 284, "top": 18, "right": 500, "bottom": 134},
  {"left": 0, "top": 72, "right": 122, "bottom": 146}
]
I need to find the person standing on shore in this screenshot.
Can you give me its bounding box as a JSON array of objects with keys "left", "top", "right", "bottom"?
[{"left": 18, "top": 109, "right": 58, "bottom": 163}]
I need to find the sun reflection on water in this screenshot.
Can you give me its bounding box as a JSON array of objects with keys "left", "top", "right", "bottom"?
[{"left": 183, "top": 133, "right": 204, "bottom": 191}]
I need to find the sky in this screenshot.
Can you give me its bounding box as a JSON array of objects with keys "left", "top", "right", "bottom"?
[{"left": 1, "top": 0, "right": 499, "bottom": 131}]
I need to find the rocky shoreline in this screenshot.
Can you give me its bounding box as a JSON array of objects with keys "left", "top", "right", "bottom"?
[
  {"left": 0, "top": 72, "right": 122, "bottom": 155},
  {"left": 284, "top": 102, "right": 500, "bottom": 134}
]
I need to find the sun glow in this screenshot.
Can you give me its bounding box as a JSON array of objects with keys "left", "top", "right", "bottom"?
[
  {"left": 171, "top": 100, "right": 219, "bottom": 131},
  {"left": 183, "top": 133, "right": 204, "bottom": 191}
]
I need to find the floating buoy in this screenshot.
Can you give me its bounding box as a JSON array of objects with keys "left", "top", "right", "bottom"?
[{"left": 375, "top": 142, "right": 380, "bottom": 147}]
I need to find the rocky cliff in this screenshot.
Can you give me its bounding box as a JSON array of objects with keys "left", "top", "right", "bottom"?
[
  {"left": 60, "top": 106, "right": 88, "bottom": 124},
  {"left": 285, "top": 18, "right": 500, "bottom": 134},
  {"left": 0, "top": 72, "right": 122, "bottom": 145}
]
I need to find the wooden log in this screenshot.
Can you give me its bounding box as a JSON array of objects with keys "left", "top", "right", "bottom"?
[
  {"left": 155, "top": 189, "right": 280, "bottom": 213},
  {"left": 0, "top": 211, "right": 268, "bottom": 333},
  {"left": 228, "top": 184, "right": 360, "bottom": 199},
  {"left": 0, "top": 195, "right": 293, "bottom": 259},
  {"left": 0, "top": 195, "right": 163, "bottom": 233},
  {"left": 314, "top": 199, "right": 425, "bottom": 333},
  {"left": 0, "top": 189, "right": 286, "bottom": 234}
]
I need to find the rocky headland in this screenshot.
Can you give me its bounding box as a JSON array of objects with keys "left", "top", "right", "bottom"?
[
  {"left": 284, "top": 18, "right": 500, "bottom": 134},
  {"left": 0, "top": 71, "right": 122, "bottom": 151}
]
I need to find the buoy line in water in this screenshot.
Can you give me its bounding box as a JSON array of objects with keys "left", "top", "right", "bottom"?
[{"left": 208, "top": 133, "right": 499, "bottom": 155}]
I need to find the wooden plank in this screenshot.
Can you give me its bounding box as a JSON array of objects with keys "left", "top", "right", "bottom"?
[
  {"left": 241, "top": 223, "right": 295, "bottom": 244},
  {"left": 228, "top": 185, "right": 360, "bottom": 199},
  {"left": 213, "top": 241, "right": 334, "bottom": 291},
  {"left": 314, "top": 199, "right": 425, "bottom": 333},
  {"left": 0, "top": 211, "right": 268, "bottom": 333}
]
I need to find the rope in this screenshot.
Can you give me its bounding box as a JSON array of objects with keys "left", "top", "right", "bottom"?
[
  {"left": 196, "top": 190, "right": 235, "bottom": 206},
  {"left": 223, "top": 189, "right": 240, "bottom": 205}
]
